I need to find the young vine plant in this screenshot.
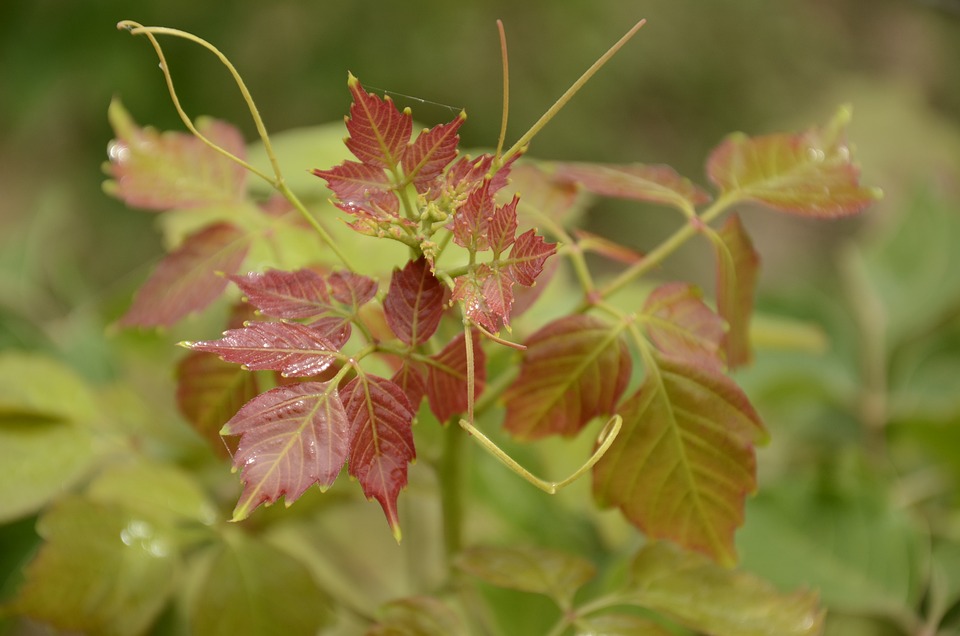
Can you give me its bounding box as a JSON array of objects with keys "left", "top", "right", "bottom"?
[{"left": 106, "top": 17, "right": 880, "bottom": 575}]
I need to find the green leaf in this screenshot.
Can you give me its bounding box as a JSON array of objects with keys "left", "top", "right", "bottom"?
[
  {"left": 190, "top": 532, "right": 332, "bottom": 636},
  {"left": 455, "top": 545, "right": 596, "bottom": 607},
  {"left": 625, "top": 542, "right": 825, "bottom": 636},
  {"left": 503, "top": 315, "right": 632, "bottom": 440},
  {"left": 593, "top": 356, "right": 768, "bottom": 566},
  {"left": 736, "top": 480, "right": 925, "bottom": 615},
  {"left": 11, "top": 497, "right": 179, "bottom": 636},
  {"left": 574, "top": 613, "right": 675, "bottom": 636},
  {"left": 0, "top": 353, "right": 97, "bottom": 522},
  {"left": 366, "top": 596, "right": 467, "bottom": 636},
  {"left": 706, "top": 107, "right": 881, "bottom": 218}
]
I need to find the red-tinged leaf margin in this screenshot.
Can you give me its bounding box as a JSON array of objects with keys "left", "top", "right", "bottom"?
[
  {"left": 402, "top": 113, "right": 465, "bottom": 192},
  {"left": 426, "top": 331, "right": 487, "bottom": 423},
  {"left": 341, "top": 375, "right": 416, "bottom": 541},
  {"left": 642, "top": 282, "right": 726, "bottom": 373},
  {"left": 503, "top": 315, "right": 632, "bottom": 440},
  {"left": 554, "top": 162, "right": 711, "bottom": 210},
  {"left": 311, "top": 160, "right": 398, "bottom": 218},
  {"left": 383, "top": 258, "right": 445, "bottom": 345},
  {"left": 176, "top": 351, "right": 259, "bottom": 458},
  {"left": 119, "top": 222, "right": 249, "bottom": 328},
  {"left": 593, "top": 355, "right": 768, "bottom": 566},
  {"left": 453, "top": 181, "right": 495, "bottom": 252},
  {"left": 228, "top": 268, "right": 331, "bottom": 319},
  {"left": 186, "top": 321, "right": 342, "bottom": 378},
  {"left": 222, "top": 381, "right": 349, "bottom": 521},
  {"left": 344, "top": 73, "right": 413, "bottom": 169},
  {"left": 508, "top": 229, "right": 557, "bottom": 286},
  {"left": 713, "top": 214, "right": 760, "bottom": 368},
  {"left": 705, "top": 107, "right": 881, "bottom": 218}
]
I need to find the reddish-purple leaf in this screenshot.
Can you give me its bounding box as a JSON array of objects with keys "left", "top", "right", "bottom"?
[
  {"left": 426, "top": 332, "right": 487, "bottom": 423},
  {"left": 222, "top": 382, "right": 349, "bottom": 521},
  {"left": 341, "top": 375, "right": 416, "bottom": 541},
  {"left": 503, "top": 315, "right": 631, "bottom": 440},
  {"left": 445, "top": 154, "right": 513, "bottom": 198},
  {"left": 391, "top": 362, "right": 427, "bottom": 412},
  {"left": 451, "top": 265, "right": 515, "bottom": 333},
  {"left": 512, "top": 253, "right": 559, "bottom": 319},
  {"left": 488, "top": 196, "right": 519, "bottom": 258},
  {"left": 507, "top": 229, "right": 557, "bottom": 286},
  {"left": 642, "top": 282, "right": 726, "bottom": 372},
  {"left": 228, "top": 268, "right": 331, "bottom": 319},
  {"left": 383, "top": 258, "right": 445, "bottom": 345},
  {"left": 713, "top": 214, "right": 759, "bottom": 368},
  {"left": 344, "top": 74, "right": 412, "bottom": 169},
  {"left": 176, "top": 351, "right": 260, "bottom": 458},
  {"left": 328, "top": 271, "right": 378, "bottom": 309},
  {"left": 402, "top": 114, "right": 465, "bottom": 192},
  {"left": 554, "top": 162, "right": 711, "bottom": 210},
  {"left": 187, "top": 321, "right": 341, "bottom": 377},
  {"left": 593, "top": 356, "right": 768, "bottom": 566},
  {"left": 573, "top": 229, "right": 643, "bottom": 265},
  {"left": 104, "top": 100, "right": 247, "bottom": 210},
  {"left": 706, "top": 107, "right": 881, "bottom": 217},
  {"left": 312, "top": 161, "right": 398, "bottom": 218},
  {"left": 453, "top": 182, "right": 495, "bottom": 252},
  {"left": 120, "top": 223, "right": 249, "bottom": 328}
]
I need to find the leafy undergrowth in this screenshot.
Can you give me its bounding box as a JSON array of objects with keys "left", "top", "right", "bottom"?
[{"left": 5, "top": 16, "right": 958, "bottom": 636}]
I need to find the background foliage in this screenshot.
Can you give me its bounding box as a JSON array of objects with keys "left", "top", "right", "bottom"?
[{"left": 2, "top": 1, "right": 960, "bottom": 635}]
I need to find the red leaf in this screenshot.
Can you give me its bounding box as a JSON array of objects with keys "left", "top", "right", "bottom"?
[
  {"left": 176, "top": 351, "right": 260, "bottom": 458},
  {"left": 228, "top": 269, "right": 331, "bottom": 319},
  {"left": 104, "top": 100, "right": 247, "bottom": 210},
  {"left": 391, "top": 362, "right": 427, "bottom": 411},
  {"left": 642, "top": 282, "right": 726, "bottom": 372},
  {"left": 573, "top": 229, "right": 643, "bottom": 265},
  {"left": 498, "top": 162, "right": 581, "bottom": 224},
  {"left": 328, "top": 271, "right": 378, "bottom": 309},
  {"left": 383, "top": 258, "right": 445, "bottom": 345},
  {"left": 488, "top": 196, "right": 519, "bottom": 258},
  {"left": 402, "top": 114, "right": 465, "bottom": 192},
  {"left": 453, "top": 182, "right": 495, "bottom": 252},
  {"left": 120, "top": 223, "right": 249, "bottom": 328},
  {"left": 444, "top": 153, "right": 517, "bottom": 200},
  {"left": 593, "top": 356, "right": 768, "bottom": 566},
  {"left": 222, "top": 381, "right": 349, "bottom": 520},
  {"left": 706, "top": 107, "right": 881, "bottom": 217},
  {"left": 507, "top": 229, "right": 557, "bottom": 286},
  {"left": 187, "top": 321, "right": 341, "bottom": 378},
  {"left": 312, "top": 161, "right": 398, "bottom": 218},
  {"left": 344, "top": 74, "right": 412, "bottom": 169},
  {"left": 713, "top": 214, "right": 760, "bottom": 368},
  {"left": 341, "top": 375, "right": 416, "bottom": 541},
  {"left": 451, "top": 265, "right": 515, "bottom": 333},
  {"left": 512, "top": 253, "right": 559, "bottom": 319},
  {"left": 426, "top": 332, "right": 486, "bottom": 422},
  {"left": 503, "top": 315, "right": 631, "bottom": 440},
  {"left": 554, "top": 162, "right": 711, "bottom": 209}
]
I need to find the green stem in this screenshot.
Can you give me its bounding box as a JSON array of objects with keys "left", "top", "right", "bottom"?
[{"left": 439, "top": 420, "right": 465, "bottom": 560}]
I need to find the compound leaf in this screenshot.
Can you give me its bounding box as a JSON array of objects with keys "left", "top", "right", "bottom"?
[
  {"left": 426, "top": 331, "right": 486, "bottom": 423},
  {"left": 344, "top": 73, "right": 412, "bottom": 169},
  {"left": 383, "top": 257, "right": 445, "bottom": 345},
  {"left": 104, "top": 99, "right": 247, "bottom": 210},
  {"left": 221, "top": 381, "right": 349, "bottom": 521},
  {"left": 642, "top": 282, "right": 726, "bottom": 372},
  {"left": 625, "top": 542, "right": 824, "bottom": 636},
  {"left": 341, "top": 375, "right": 416, "bottom": 541},
  {"left": 504, "top": 315, "right": 631, "bottom": 440},
  {"left": 593, "top": 356, "right": 768, "bottom": 566},
  {"left": 713, "top": 214, "right": 760, "bottom": 367},
  {"left": 186, "top": 321, "right": 342, "bottom": 378},
  {"left": 119, "top": 222, "right": 249, "bottom": 328},
  {"left": 555, "top": 162, "right": 710, "bottom": 210},
  {"left": 706, "top": 107, "right": 881, "bottom": 217},
  {"left": 403, "top": 114, "right": 465, "bottom": 192}
]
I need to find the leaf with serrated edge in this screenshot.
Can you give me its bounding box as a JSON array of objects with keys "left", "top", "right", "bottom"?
[
  {"left": 402, "top": 114, "right": 465, "bottom": 192},
  {"left": 120, "top": 222, "right": 249, "bottom": 328},
  {"left": 456, "top": 546, "right": 596, "bottom": 607},
  {"left": 228, "top": 268, "right": 331, "bottom": 319},
  {"left": 345, "top": 74, "right": 412, "bottom": 169},
  {"left": 452, "top": 265, "right": 515, "bottom": 333},
  {"left": 105, "top": 99, "right": 247, "bottom": 210},
  {"left": 713, "top": 214, "right": 759, "bottom": 368},
  {"left": 341, "top": 375, "right": 415, "bottom": 541},
  {"left": 453, "top": 181, "right": 495, "bottom": 252},
  {"left": 642, "top": 282, "right": 726, "bottom": 372},
  {"left": 187, "top": 321, "right": 341, "bottom": 378},
  {"left": 383, "top": 258, "right": 445, "bottom": 345},
  {"left": 508, "top": 229, "right": 557, "bottom": 286},
  {"left": 504, "top": 315, "right": 631, "bottom": 440},
  {"left": 426, "top": 332, "right": 486, "bottom": 423},
  {"left": 221, "top": 382, "right": 349, "bottom": 520},
  {"left": 555, "top": 162, "right": 711, "bottom": 210},
  {"left": 593, "top": 356, "right": 768, "bottom": 566},
  {"left": 328, "top": 270, "right": 378, "bottom": 309},
  {"left": 706, "top": 107, "right": 881, "bottom": 218},
  {"left": 176, "top": 351, "right": 259, "bottom": 457},
  {"left": 312, "top": 160, "right": 398, "bottom": 218},
  {"left": 626, "top": 542, "right": 824, "bottom": 636},
  {"left": 488, "top": 196, "right": 519, "bottom": 258}
]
